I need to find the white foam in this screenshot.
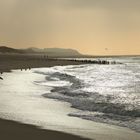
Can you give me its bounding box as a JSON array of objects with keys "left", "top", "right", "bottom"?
[{"left": 35, "top": 80, "right": 72, "bottom": 87}]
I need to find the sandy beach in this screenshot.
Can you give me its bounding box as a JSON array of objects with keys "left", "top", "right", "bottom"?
[{"left": 0, "top": 66, "right": 140, "bottom": 140}]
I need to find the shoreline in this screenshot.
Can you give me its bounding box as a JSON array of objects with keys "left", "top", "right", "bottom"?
[
  {"left": 0, "top": 70, "right": 91, "bottom": 140},
  {"left": 0, "top": 69, "right": 140, "bottom": 140},
  {"left": 0, "top": 54, "right": 93, "bottom": 140},
  {"left": 0, "top": 53, "right": 117, "bottom": 74},
  {"left": 0, "top": 54, "right": 87, "bottom": 73}
]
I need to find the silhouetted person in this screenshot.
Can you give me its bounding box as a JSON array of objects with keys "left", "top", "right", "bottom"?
[{"left": 0, "top": 77, "right": 3, "bottom": 80}]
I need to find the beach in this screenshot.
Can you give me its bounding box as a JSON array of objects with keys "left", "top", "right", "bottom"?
[
  {"left": 0, "top": 0, "right": 140, "bottom": 139},
  {"left": 0, "top": 54, "right": 140, "bottom": 140}
]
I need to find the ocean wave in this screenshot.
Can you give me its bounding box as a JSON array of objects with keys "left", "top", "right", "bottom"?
[
  {"left": 33, "top": 59, "right": 140, "bottom": 132},
  {"left": 43, "top": 90, "right": 140, "bottom": 132},
  {"left": 69, "top": 111, "right": 140, "bottom": 132},
  {"left": 43, "top": 91, "right": 140, "bottom": 117}
]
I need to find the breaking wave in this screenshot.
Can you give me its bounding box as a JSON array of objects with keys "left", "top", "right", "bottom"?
[{"left": 34, "top": 57, "right": 140, "bottom": 132}]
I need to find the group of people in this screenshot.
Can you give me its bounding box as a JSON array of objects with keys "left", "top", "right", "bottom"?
[
  {"left": 0, "top": 67, "right": 32, "bottom": 80},
  {"left": 20, "top": 67, "right": 31, "bottom": 71}
]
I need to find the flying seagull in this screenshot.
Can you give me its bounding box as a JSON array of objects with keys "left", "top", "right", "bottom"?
[{"left": 105, "top": 48, "right": 108, "bottom": 51}]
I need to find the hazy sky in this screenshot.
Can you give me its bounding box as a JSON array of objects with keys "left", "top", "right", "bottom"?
[{"left": 0, "top": 0, "right": 140, "bottom": 55}]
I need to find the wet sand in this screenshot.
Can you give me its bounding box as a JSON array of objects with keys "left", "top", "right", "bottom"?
[{"left": 0, "top": 118, "right": 89, "bottom": 140}]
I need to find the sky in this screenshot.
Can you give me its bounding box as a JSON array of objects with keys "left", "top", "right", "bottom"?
[{"left": 0, "top": 0, "right": 140, "bottom": 55}]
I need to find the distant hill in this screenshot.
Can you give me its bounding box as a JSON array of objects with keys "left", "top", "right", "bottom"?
[
  {"left": 0, "top": 46, "right": 82, "bottom": 57},
  {"left": 0, "top": 46, "right": 23, "bottom": 53},
  {"left": 25, "top": 47, "right": 44, "bottom": 53},
  {"left": 44, "top": 48, "right": 82, "bottom": 57}
]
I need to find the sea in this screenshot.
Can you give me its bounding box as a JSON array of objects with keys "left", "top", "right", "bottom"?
[{"left": 34, "top": 56, "right": 140, "bottom": 132}]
